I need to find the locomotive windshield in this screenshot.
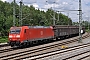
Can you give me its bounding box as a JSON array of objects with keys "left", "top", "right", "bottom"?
[{"left": 10, "top": 29, "right": 21, "bottom": 34}]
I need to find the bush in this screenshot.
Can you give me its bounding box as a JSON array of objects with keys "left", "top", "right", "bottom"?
[{"left": 0, "top": 37, "right": 8, "bottom": 43}]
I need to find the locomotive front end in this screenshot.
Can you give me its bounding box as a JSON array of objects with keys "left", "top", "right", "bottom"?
[{"left": 8, "top": 27, "right": 21, "bottom": 47}]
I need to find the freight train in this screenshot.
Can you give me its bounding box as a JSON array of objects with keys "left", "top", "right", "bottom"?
[{"left": 8, "top": 25, "right": 85, "bottom": 47}]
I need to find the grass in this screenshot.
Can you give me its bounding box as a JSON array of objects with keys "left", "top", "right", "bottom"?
[
  {"left": 0, "top": 37, "right": 8, "bottom": 43},
  {"left": 86, "top": 29, "right": 90, "bottom": 32}
]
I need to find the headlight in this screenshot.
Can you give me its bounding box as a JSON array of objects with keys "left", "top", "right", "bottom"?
[
  {"left": 9, "top": 35, "right": 13, "bottom": 38},
  {"left": 16, "top": 35, "right": 20, "bottom": 38}
]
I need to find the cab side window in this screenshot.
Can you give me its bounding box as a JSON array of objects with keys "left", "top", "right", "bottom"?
[{"left": 24, "top": 29, "right": 26, "bottom": 33}]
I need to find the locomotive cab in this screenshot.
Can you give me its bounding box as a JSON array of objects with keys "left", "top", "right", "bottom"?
[
  {"left": 8, "top": 27, "right": 21, "bottom": 47},
  {"left": 8, "top": 26, "right": 29, "bottom": 47},
  {"left": 9, "top": 29, "right": 21, "bottom": 40}
]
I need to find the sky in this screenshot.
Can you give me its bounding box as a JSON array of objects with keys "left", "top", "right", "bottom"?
[{"left": 1, "top": 0, "right": 90, "bottom": 22}]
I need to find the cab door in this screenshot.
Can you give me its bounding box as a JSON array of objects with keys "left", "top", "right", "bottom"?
[{"left": 24, "top": 29, "right": 29, "bottom": 41}]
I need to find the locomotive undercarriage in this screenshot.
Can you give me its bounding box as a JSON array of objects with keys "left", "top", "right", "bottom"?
[
  {"left": 9, "top": 38, "right": 54, "bottom": 47},
  {"left": 8, "top": 41, "right": 21, "bottom": 47}
]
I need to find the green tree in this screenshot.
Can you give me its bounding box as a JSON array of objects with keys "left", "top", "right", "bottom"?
[{"left": 0, "top": 0, "right": 73, "bottom": 37}]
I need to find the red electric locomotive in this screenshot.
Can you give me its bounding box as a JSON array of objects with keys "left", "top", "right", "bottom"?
[{"left": 8, "top": 26, "right": 54, "bottom": 47}]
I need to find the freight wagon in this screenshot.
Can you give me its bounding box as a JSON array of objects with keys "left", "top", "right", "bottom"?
[{"left": 54, "top": 25, "right": 85, "bottom": 39}]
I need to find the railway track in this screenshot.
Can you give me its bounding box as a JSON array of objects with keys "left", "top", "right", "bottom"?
[
  {"left": 0, "top": 47, "right": 16, "bottom": 53},
  {"left": 0, "top": 43, "right": 8, "bottom": 47},
  {"left": 0, "top": 37, "right": 76, "bottom": 54},
  {"left": 25, "top": 43, "right": 90, "bottom": 60},
  {"left": 0, "top": 32, "right": 89, "bottom": 60}
]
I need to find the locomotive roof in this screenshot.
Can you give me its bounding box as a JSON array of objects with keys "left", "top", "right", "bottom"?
[
  {"left": 28, "top": 26, "right": 51, "bottom": 28},
  {"left": 10, "top": 26, "right": 21, "bottom": 30}
]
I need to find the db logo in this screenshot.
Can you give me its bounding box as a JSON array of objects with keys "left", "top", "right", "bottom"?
[{"left": 13, "top": 35, "right": 15, "bottom": 38}]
